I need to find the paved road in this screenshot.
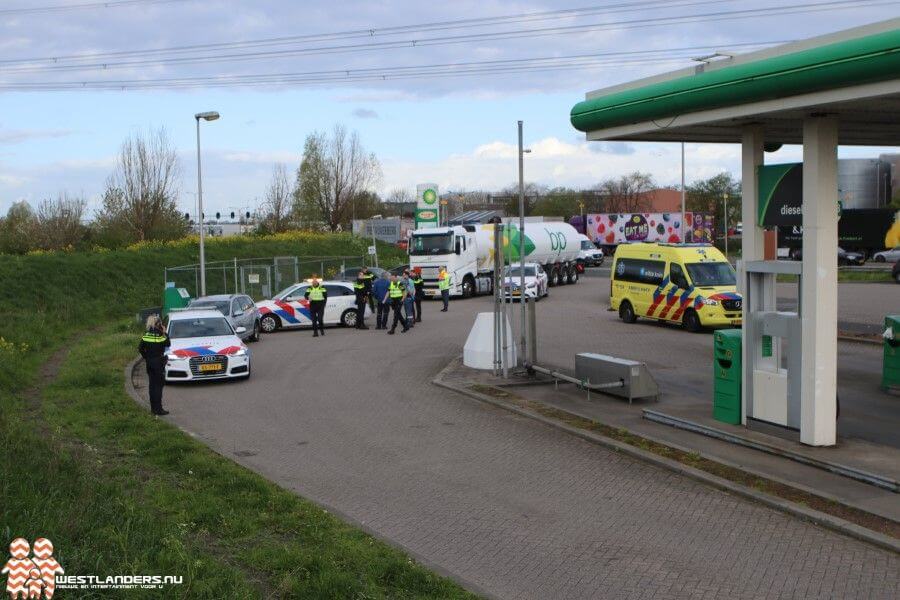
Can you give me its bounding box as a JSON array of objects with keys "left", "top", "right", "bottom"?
[{"left": 165, "top": 286, "right": 900, "bottom": 599}]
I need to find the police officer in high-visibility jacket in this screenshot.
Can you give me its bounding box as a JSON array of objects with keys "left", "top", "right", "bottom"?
[
  {"left": 438, "top": 268, "right": 452, "bottom": 312},
  {"left": 304, "top": 278, "right": 327, "bottom": 337},
  {"left": 383, "top": 274, "right": 409, "bottom": 334},
  {"left": 138, "top": 314, "right": 170, "bottom": 416},
  {"left": 411, "top": 268, "right": 425, "bottom": 323},
  {"left": 360, "top": 266, "right": 376, "bottom": 312},
  {"left": 353, "top": 271, "right": 369, "bottom": 329}
]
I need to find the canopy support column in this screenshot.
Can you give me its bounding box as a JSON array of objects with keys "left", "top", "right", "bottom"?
[
  {"left": 740, "top": 124, "right": 765, "bottom": 426},
  {"left": 800, "top": 116, "right": 838, "bottom": 446}
]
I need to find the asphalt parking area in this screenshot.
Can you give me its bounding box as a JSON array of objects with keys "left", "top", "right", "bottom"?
[{"left": 164, "top": 279, "right": 900, "bottom": 599}]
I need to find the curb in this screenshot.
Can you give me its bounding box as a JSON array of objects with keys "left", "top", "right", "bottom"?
[
  {"left": 837, "top": 334, "right": 882, "bottom": 346},
  {"left": 433, "top": 363, "right": 900, "bottom": 555},
  {"left": 124, "top": 356, "right": 145, "bottom": 409}
]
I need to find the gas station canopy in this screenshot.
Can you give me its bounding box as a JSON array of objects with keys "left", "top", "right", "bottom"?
[
  {"left": 571, "top": 20, "right": 900, "bottom": 146},
  {"left": 570, "top": 19, "right": 900, "bottom": 447}
]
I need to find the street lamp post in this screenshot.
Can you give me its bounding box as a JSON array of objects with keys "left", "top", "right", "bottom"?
[
  {"left": 517, "top": 121, "right": 531, "bottom": 365},
  {"left": 195, "top": 110, "right": 220, "bottom": 296}
]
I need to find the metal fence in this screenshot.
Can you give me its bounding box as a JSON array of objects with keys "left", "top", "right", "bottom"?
[{"left": 164, "top": 255, "right": 370, "bottom": 300}]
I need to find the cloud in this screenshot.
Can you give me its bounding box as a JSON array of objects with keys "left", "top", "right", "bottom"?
[
  {"left": 381, "top": 136, "right": 752, "bottom": 193},
  {"left": 0, "top": 128, "right": 75, "bottom": 144},
  {"left": 220, "top": 150, "right": 303, "bottom": 164},
  {"left": 352, "top": 108, "right": 379, "bottom": 119}
]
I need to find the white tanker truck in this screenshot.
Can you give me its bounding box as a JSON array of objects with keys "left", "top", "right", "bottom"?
[{"left": 408, "top": 222, "right": 582, "bottom": 298}]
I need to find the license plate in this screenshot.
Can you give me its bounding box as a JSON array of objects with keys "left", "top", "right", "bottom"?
[
  {"left": 199, "top": 363, "right": 224, "bottom": 372},
  {"left": 425, "top": 290, "right": 436, "bottom": 296}
]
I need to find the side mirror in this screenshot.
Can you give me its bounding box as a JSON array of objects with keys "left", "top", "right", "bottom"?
[
  {"left": 232, "top": 311, "right": 242, "bottom": 317},
  {"left": 235, "top": 326, "right": 247, "bottom": 334},
  {"left": 455, "top": 238, "right": 461, "bottom": 255}
]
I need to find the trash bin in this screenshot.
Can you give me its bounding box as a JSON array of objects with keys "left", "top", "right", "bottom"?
[
  {"left": 883, "top": 315, "right": 900, "bottom": 392},
  {"left": 713, "top": 328, "right": 742, "bottom": 425},
  {"left": 162, "top": 284, "right": 191, "bottom": 318}
]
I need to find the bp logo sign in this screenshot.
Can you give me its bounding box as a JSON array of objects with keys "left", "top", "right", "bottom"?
[{"left": 422, "top": 188, "right": 437, "bottom": 205}]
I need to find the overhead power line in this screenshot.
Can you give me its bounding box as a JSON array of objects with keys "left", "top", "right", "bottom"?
[
  {"left": 0, "top": 41, "right": 789, "bottom": 91},
  {"left": 0, "top": 0, "right": 184, "bottom": 17},
  {"left": 0, "top": 0, "right": 721, "bottom": 65},
  {"left": 0, "top": 0, "right": 889, "bottom": 75}
]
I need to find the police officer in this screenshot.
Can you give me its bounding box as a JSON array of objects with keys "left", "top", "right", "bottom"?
[
  {"left": 438, "top": 268, "right": 452, "bottom": 312},
  {"left": 305, "top": 278, "right": 327, "bottom": 337},
  {"left": 401, "top": 270, "right": 416, "bottom": 329},
  {"left": 383, "top": 274, "right": 409, "bottom": 334},
  {"left": 354, "top": 271, "right": 369, "bottom": 329},
  {"left": 360, "top": 266, "right": 376, "bottom": 312},
  {"left": 138, "top": 314, "right": 170, "bottom": 416},
  {"left": 411, "top": 268, "right": 424, "bottom": 323}
]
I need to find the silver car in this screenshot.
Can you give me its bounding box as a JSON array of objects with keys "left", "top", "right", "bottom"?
[
  {"left": 873, "top": 246, "right": 900, "bottom": 263},
  {"left": 189, "top": 294, "right": 261, "bottom": 342}
]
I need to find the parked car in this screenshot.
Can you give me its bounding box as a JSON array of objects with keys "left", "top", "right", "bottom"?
[
  {"left": 893, "top": 259, "right": 900, "bottom": 284},
  {"left": 388, "top": 264, "right": 409, "bottom": 276},
  {"left": 164, "top": 309, "right": 251, "bottom": 382},
  {"left": 838, "top": 247, "right": 866, "bottom": 266},
  {"left": 188, "top": 294, "right": 260, "bottom": 342},
  {"left": 873, "top": 246, "right": 900, "bottom": 263},
  {"left": 501, "top": 262, "right": 549, "bottom": 301},
  {"left": 255, "top": 281, "right": 371, "bottom": 332}
]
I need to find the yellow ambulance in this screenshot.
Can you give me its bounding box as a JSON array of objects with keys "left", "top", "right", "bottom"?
[{"left": 610, "top": 243, "right": 742, "bottom": 332}]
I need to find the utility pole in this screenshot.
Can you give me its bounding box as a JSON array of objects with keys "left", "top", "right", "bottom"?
[
  {"left": 723, "top": 192, "right": 729, "bottom": 260},
  {"left": 517, "top": 121, "right": 527, "bottom": 364}
]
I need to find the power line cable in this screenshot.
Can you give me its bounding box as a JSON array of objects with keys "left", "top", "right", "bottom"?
[
  {"left": 0, "top": 0, "right": 184, "bottom": 17},
  {"left": 0, "top": 0, "right": 889, "bottom": 74},
  {"left": 0, "top": 42, "right": 789, "bottom": 90},
  {"left": 0, "top": 0, "right": 724, "bottom": 65}
]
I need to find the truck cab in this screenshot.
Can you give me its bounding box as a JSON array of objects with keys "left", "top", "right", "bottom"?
[{"left": 408, "top": 226, "right": 489, "bottom": 298}]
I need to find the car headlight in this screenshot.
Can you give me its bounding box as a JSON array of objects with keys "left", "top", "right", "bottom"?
[
  {"left": 166, "top": 353, "right": 181, "bottom": 361},
  {"left": 703, "top": 299, "right": 719, "bottom": 306},
  {"left": 526, "top": 282, "right": 536, "bottom": 288},
  {"left": 233, "top": 348, "right": 248, "bottom": 357}
]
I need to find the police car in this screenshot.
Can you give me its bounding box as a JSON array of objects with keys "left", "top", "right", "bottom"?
[
  {"left": 164, "top": 309, "right": 251, "bottom": 381},
  {"left": 255, "top": 280, "right": 369, "bottom": 332}
]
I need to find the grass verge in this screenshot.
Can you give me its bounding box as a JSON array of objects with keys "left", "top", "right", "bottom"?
[
  {"left": 777, "top": 270, "right": 893, "bottom": 283},
  {"left": 470, "top": 384, "right": 900, "bottom": 540},
  {"left": 1, "top": 320, "right": 475, "bottom": 599}
]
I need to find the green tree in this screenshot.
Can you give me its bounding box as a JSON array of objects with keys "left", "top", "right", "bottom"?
[
  {"left": 95, "top": 128, "right": 187, "bottom": 245},
  {"left": 596, "top": 172, "right": 655, "bottom": 212},
  {"left": 531, "top": 187, "right": 580, "bottom": 217},
  {"left": 35, "top": 193, "right": 88, "bottom": 250},
  {"left": 686, "top": 172, "right": 742, "bottom": 236},
  {"left": 293, "top": 125, "right": 381, "bottom": 232},
  {"left": 0, "top": 201, "right": 38, "bottom": 254}
]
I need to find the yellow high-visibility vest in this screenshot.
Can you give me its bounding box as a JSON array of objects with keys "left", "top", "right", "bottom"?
[{"left": 307, "top": 286, "right": 325, "bottom": 301}]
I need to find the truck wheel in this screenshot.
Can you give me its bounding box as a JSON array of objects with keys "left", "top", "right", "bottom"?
[
  {"left": 547, "top": 267, "right": 557, "bottom": 287},
  {"left": 462, "top": 275, "right": 475, "bottom": 298},
  {"left": 259, "top": 314, "right": 280, "bottom": 333},
  {"left": 619, "top": 301, "right": 637, "bottom": 324},
  {"left": 556, "top": 266, "right": 565, "bottom": 286},
  {"left": 567, "top": 265, "right": 578, "bottom": 284},
  {"left": 682, "top": 309, "right": 702, "bottom": 333}
]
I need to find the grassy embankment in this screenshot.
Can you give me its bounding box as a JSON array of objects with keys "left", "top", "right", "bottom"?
[{"left": 0, "top": 234, "right": 474, "bottom": 599}]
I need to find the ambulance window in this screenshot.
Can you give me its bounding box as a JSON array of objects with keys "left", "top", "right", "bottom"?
[
  {"left": 614, "top": 258, "right": 665, "bottom": 285},
  {"left": 670, "top": 263, "right": 689, "bottom": 288}
]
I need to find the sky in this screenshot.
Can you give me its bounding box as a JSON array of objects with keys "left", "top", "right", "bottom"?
[{"left": 0, "top": 0, "right": 898, "bottom": 218}]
